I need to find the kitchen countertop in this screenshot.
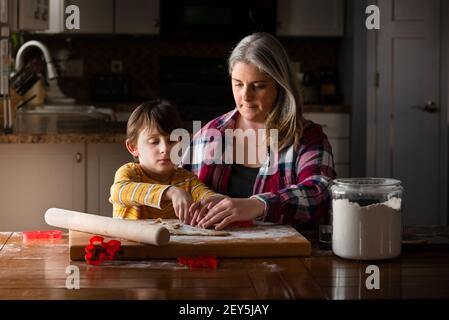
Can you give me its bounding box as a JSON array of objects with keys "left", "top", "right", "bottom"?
[
  {"left": 0, "top": 104, "right": 350, "bottom": 144},
  {"left": 1, "top": 229, "right": 448, "bottom": 300}
]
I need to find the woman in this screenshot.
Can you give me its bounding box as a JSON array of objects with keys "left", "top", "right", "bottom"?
[{"left": 182, "top": 32, "right": 336, "bottom": 230}]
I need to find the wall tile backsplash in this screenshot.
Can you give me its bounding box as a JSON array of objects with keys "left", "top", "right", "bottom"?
[{"left": 25, "top": 35, "right": 339, "bottom": 104}]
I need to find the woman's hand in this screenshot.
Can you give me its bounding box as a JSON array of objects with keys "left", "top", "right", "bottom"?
[
  {"left": 197, "top": 198, "right": 265, "bottom": 230},
  {"left": 165, "top": 186, "right": 193, "bottom": 223},
  {"left": 187, "top": 194, "right": 227, "bottom": 226}
]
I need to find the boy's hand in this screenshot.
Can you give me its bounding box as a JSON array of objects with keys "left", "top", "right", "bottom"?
[
  {"left": 188, "top": 195, "right": 227, "bottom": 227},
  {"left": 165, "top": 186, "right": 193, "bottom": 223}
]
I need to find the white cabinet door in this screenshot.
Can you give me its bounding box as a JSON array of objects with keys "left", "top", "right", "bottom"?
[
  {"left": 9, "top": 0, "right": 50, "bottom": 31},
  {"left": 86, "top": 143, "right": 132, "bottom": 217},
  {"left": 115, "top": 0, "right": 159, "bottom": 35},
  {"left": 277, "top": 0, "right": 344, "bottom": 37},
  {"left": 304, "top": 112, "right": 350, "bottom": 138},
  {"left": 17, "top": 0, "right": 50, "bottom": 30},
  {"left": 303, "top": 112, "right": 351, "bottom": 177},
  {"left": 0, "top": 144, "right": 85, "bottom": 231},
  {"left": 65, "top": 0, "right": 113, "bottom": 33}
]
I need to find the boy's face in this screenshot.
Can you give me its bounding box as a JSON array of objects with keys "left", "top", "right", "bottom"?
[{"left": 126, "top": 126, "right": 177, "bottom": 179}]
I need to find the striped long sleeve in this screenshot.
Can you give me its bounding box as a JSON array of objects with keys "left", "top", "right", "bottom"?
[
  {"left": 110, "top": 163, "right": 217, "bottom": 219},
  {"left": 110, "top": 180, "right": 170, "bottom": 210}
]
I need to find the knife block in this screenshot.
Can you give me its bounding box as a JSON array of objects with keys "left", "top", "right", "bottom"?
[{"left": 22, "top": 79, "right": 46, "bottom": 106}]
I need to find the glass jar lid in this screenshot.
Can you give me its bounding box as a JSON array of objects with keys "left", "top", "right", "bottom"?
[
  {"left": 331, "top": 178, "right": 403, "bottom": 195},
  {"left": 332, "top": 178, "right": 401, "bottom": 188}
]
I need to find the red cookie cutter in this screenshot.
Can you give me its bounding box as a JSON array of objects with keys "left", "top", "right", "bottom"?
[
  {"left": 23, "top": 230, "right": 63, "bottom": 240},
  {"left": 178, "top": 256, "right": 218, "bottom": 269},
  {"left": 84, "top": 235, "right": 121, "bottom": 266}
]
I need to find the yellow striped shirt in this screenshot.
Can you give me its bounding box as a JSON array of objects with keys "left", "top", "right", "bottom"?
[{"left": 110, "top": 162, "right": 216, "bottom": 219}]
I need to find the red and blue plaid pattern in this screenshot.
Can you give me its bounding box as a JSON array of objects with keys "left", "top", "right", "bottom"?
[{"left": 182, "top": 109, "right": 336, "bottom": 227}]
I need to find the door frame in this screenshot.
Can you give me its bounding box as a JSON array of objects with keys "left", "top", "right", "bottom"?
[{"left": 366, "top": 0, "right": 448, "bottom": 224}]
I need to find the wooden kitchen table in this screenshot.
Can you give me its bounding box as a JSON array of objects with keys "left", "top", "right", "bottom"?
[{"left": 0, "top": 231, "right": 449, "bottom": 300}]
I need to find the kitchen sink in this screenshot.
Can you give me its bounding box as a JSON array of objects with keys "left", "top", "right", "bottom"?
[{"left": 15, "top": 104, "right": 116, "bottom": 134}]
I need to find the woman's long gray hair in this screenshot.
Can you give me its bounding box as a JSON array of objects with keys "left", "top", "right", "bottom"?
[{"left": 228, "top": 32, "right": 303, "bottom": 150}]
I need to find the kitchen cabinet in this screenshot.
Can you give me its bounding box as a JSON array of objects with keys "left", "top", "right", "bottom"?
[
  {"left": 44, "top": 0, "right": 113, "bottom": 34},
  {"left": 0, "top": 142, "right": 130, "bottom": 231},
  {"left": 86, "top": 143, "right": 132, "bottom": 217},
  {"left": 44, "top": 0, "right": 159, "bottom": 34},
  {"left": 64, "top": 0, "right": 113, "bottom": 34},
  {"left": 8, "top": 0, "right": 50, "bottom": 31},
  {"left": 303, "top": 112, "right": 350, "bottom": 178},
  {"left": 277, "top": 0, "right": 344, "bottom": 37},
  {"left": 0, "top": 144, "right": 85, "bottom": 231},
  {"left": 115, "top": 0, "right": 159, "bottom": 35}
]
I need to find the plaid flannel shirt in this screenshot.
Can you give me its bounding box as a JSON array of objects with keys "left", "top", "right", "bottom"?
[{"left": 181, "top": 109, "right": 336, "bottom": 227}]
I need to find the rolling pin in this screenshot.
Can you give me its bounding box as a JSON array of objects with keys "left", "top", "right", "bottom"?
[{"left": 44, "top": 208, "right": 170, "bottom": 246}]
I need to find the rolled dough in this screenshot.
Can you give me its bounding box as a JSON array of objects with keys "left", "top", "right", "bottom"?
[{"left": 154, "top": 218, "right": 230, "bottom": 237}]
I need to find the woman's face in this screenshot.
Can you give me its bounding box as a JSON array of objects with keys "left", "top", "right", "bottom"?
[{"left": 231, "top": 62, "right": 278, "bottom": 124}]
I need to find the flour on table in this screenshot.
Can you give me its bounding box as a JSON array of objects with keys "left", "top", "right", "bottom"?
[
  {"left": 144, "top": 219, "right": 301, "bottom": 244},
  {"left": 153, "top": 218, "right": 230, "bottom": 237}
]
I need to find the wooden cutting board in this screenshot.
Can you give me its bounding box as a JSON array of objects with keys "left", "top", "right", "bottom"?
[{"left": 69, "top": 221, "right": 311, "bottom": 260}]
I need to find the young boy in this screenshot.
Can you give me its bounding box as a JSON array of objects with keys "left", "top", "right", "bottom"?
[{"left": 110, "top": 99, "right": 223, "bottom": 223}]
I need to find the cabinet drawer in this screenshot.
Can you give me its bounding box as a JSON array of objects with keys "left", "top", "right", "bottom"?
[
  {"left": 304, "top": 113, "right": 350, "bottom": 138},
  {"left": 328, "top": 138, "right": 349, "bottom": 164}
]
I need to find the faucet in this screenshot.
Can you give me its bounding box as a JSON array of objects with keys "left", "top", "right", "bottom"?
[
  {"left": 15, "top": 40, "right": 57, "bottom": 79},
  {"left": 14, "top": 40, "right": 75, "bottom": 104}
]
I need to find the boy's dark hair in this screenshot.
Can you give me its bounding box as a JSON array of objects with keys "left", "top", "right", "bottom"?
[{"left": 127, "top": 99, "right": 184, "bottom": 145}]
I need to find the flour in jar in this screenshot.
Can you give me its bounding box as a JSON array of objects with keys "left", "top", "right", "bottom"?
[{"left": 332, "top": 197, "right": 402, "bottom": 260}]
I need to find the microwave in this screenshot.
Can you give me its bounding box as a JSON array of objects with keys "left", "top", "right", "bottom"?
[{"left": 160, "top": 0, "right": 277, "bottom": 40}]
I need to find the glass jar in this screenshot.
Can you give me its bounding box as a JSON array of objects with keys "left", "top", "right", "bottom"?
[{"left": 330, "top": 178, "right": 403, "bottom": 260}]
